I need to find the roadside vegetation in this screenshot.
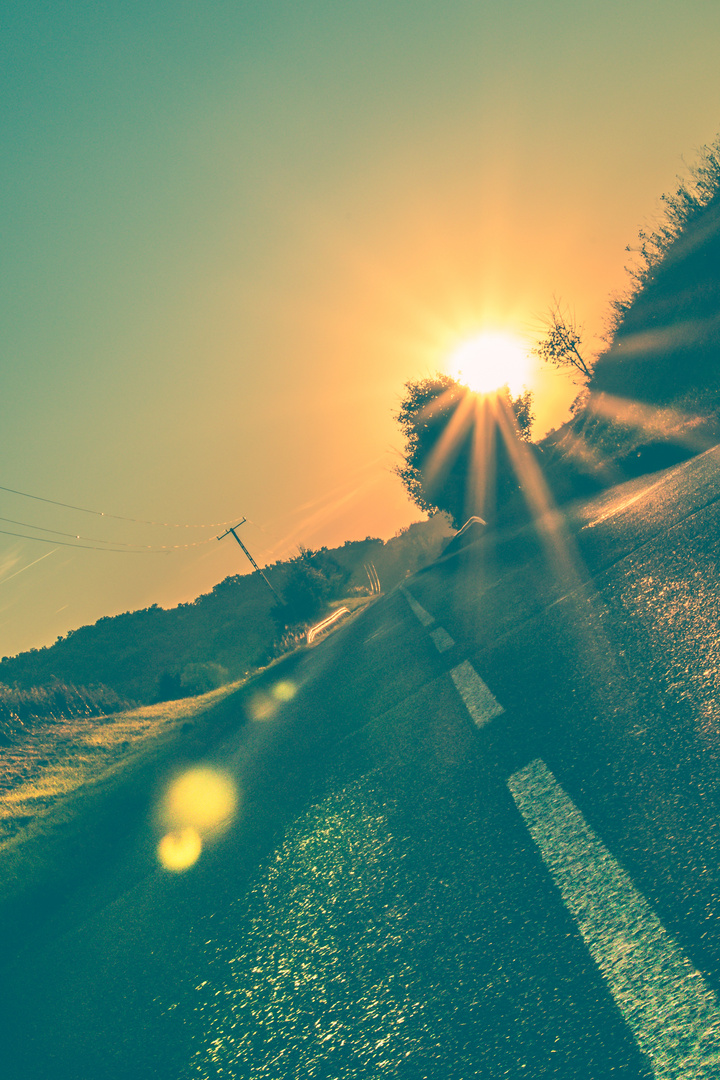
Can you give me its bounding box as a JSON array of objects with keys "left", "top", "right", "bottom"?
[
  {"left": 541, "top": 136, "right": 720, "bottom": 496},
  {"left": 0, "top": 680, "right": 134, "bottom": 735},
  {"left": 0, "top": 685, "right": 240, "bottom": 849},
  {"left": 0, "top": 516, "right": 453, "bottom": 713}
]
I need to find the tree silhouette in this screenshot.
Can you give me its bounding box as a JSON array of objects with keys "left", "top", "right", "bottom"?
[
  {"left": 395, "top": 375, "right": 534, "bottom": 528},
  {"left": 533, "top": 299, "right": 592, "bottom": 380},
  {"left": 593, "top": 135, "right": 720, "bottom": 406},
  {"left": 608, "top": 136, "right": 720, "bottom": 337}
]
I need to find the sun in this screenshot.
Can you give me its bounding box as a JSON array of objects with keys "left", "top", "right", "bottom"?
[{"left": 447, "top": 332, "right": 531, "bottom": 395}]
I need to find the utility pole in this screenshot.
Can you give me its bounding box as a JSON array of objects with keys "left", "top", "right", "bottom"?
[{"left": 218, "top": 519, "right": 284, "bottom": 603}]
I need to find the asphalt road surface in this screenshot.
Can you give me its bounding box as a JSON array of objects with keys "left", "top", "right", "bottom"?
[{"left": 2, "top": 448, "right": 720, "bottom": 1079}]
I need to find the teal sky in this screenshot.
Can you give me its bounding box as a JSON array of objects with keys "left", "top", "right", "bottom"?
[{"left": 2, "top": 0, "right": 720, "bottom": 657}]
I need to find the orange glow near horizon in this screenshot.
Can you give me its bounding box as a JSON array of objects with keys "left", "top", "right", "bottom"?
[{"left": 446, "top": 332, "right": 532, "bottom": 395}]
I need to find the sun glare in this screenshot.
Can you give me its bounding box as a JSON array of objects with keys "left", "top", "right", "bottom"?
[{"left": 447, "top": 332, "right": 530, "bottom": 395}]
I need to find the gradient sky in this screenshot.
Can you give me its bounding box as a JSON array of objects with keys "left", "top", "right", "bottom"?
[{"left": 2, "top": 0, "right": 720, "bottom": 659}]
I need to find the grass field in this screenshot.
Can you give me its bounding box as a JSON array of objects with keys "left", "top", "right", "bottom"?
[
  {"left": 0, "top": 682, "right": 243, "bottom": 850},
  {"left": 0, "top": 595, "right": 377, "bottom": 940}
]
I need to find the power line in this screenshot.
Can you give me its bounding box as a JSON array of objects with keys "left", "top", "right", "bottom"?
[
  {"left": 0, "top": 527, "right": 172, "bottom": 553},
  {"left": 0, "top": 513, "right": 143, "bottom": 546},
  {"left": 0, "top": 514, "right": 220, "bottom": 551},
  {"left": 0, "top": 483, "right": 238, "bottom": 529}
]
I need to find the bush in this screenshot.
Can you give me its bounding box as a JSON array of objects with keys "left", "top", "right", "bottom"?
[
  {"left": 272, "top": 547, "right": 351, "bottom": 631},
  {"left": 180, "top": 662, "right": 229, "bottom": 696}
]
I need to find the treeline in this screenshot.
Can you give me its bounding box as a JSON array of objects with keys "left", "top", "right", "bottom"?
[{"left": 0, "top": 516, "right": 452, "bottom": 709}]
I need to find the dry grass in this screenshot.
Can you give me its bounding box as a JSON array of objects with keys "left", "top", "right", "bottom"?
[
  {"left": 0, "top": 600, "right": 375, "bottom": 854},
  {"left": 0, "top": 682, "right": 242, "bottom": 849}
]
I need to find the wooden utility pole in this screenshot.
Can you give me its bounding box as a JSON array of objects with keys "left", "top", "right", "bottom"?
[{"left": 217, "top": 519, "right": 284, "bottom": 603}]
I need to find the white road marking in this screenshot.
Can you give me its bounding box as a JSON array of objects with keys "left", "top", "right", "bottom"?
[
  {"left": 400, "top": 587, "right": 435, "bottom": 627},
  {"left": 430, "top": 626, "right": 455, "bottom": 653},
  {"left": 508, "top": 759, "right": 720, "bottom": 1080},
  {"left": 449, "top": 661, "right": 504, "bottom": 728}
]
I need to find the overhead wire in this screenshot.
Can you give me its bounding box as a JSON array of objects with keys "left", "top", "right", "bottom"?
[
  {"left": 0, "top": 482, "right": 239, "bottom": 529},
  {"left": 0, "top": 513, "right": 220, "bottom": 551},
  {"left": 0, "top": 527, "right": 173, "bottom": 553}
]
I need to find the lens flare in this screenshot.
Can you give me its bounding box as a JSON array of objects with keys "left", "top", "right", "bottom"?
[
  {"left": 156, "top": 767, "right": 239, "bottom": 870},
  {"left": 272, "top": 680, "right": 296, "bottom": 702},
  {"left": 248, "top": 679, "right": 297, "bottom": 719},
  {"left": 248, "top": 691, "right": 274, "bottom": 720},
  {"left": 163, "top": 767, "right": 238, "bottom": 833},
  {"left": 447, "top": 332, "right": 530, "bottom": 395},
  {"left": 157, "top": 826, "right": 203, "bottom": 872}
]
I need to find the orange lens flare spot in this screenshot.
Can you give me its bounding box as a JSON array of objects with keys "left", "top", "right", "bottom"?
[
  {"left": 157, "top": 826, "right": 203, "bottom": 872},
  {"left": 447, "top": 332, "right": 530, "bottom": 395}
]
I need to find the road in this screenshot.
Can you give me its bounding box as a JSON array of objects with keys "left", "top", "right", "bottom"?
[{"left": 2, "top": 448, "right": 720, "bottom": 1078}]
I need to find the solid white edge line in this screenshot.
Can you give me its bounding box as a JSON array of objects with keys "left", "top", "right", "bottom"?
[
  {"left": 449, "top": 660, "right": 504, "bottom": 728},
  {"left": 508, "top": 759, "right": 720, "bottom": 1080}
]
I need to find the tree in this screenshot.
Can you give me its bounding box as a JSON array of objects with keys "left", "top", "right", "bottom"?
[
  {"left": 394, "top": 374, "right": 534, "bottom": 528},
  {"left": 532, "top": 299, "right": 593, "bottom": 380},
  {"left": 271, "top": 546, "right": 350, "bottom": 631},
  {"left": 607, "top": 136, "right": 720, "bottom": 336}
]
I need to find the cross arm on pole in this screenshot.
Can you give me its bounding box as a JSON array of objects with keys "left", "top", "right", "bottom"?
[{"left": 217, "top": 519, "right": 284, "bottom": 604}]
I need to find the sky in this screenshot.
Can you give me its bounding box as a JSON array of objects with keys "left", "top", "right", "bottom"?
[{"left": 2, "top": 0, "right": 720, "bottom": 660}]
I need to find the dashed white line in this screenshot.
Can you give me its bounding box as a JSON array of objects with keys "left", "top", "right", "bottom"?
[
  {"left": 430, "top": 626, "right": 455, "bottom": 653},
  {"left": 402, "top": 589, "right": 500, "bottom": 723},
  {"left": 449, "top": 660, "right": 504, "bottom": 728},
  {"left": 400, "top": 587, "right": 435, "bottom": 627},
  {"left": 508, "top": 759, "right": 720, "bottom": 1080}
]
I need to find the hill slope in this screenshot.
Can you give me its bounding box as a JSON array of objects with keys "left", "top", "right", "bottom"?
[
  {"left": 540, "top": 139, "right": 720, "bottom": 497},
  {"left": 0, "top": 516, "right": 453, "bottom": 706}
]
